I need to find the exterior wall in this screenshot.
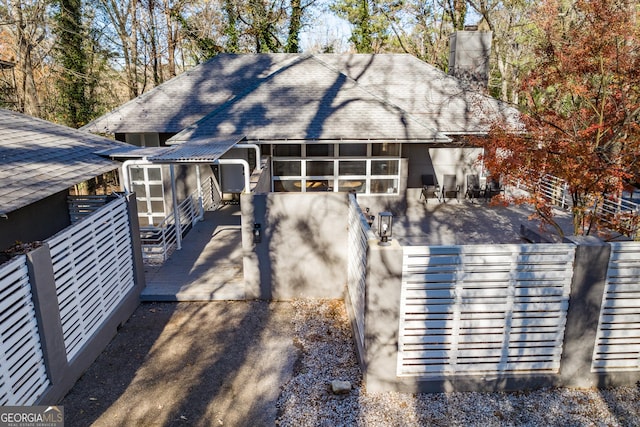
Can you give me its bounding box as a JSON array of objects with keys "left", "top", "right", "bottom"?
[
  {"left": 241, "top": 192, "right": 349, "bottom": 300},
  {"left": 356, "top": 236, "right": 640, "bottom": 393},
  {"left": 0, "top": 190, "right": 70, "bottom": 252}
]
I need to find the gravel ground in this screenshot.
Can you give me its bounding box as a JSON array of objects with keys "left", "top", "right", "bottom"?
[
  {"left": 62, "top": 299, "right": 639, "bottom": 426},
  {"left": 277, "top": 299, "right": 640, "bottom": 427}
]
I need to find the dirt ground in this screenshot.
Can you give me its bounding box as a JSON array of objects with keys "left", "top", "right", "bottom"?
[{"left": 60, "top": 301, "right": 298, "bottom": 427}]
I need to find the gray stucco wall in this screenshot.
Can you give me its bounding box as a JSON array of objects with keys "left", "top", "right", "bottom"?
[
  {"left": 0, "top": 190, "right": 70, "bottom": 253},
  {"left": 241, "top": 192, "right": 349, "bottom": 300}
]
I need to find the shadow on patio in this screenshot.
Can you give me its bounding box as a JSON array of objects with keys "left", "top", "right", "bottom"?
[{"left": 142, "top": 204, "right": 245, "bottom": 301}]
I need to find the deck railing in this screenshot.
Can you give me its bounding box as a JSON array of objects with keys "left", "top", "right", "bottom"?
[
  {"left": 140, "top": 176, "right": 219, "bottom": 264},
  {"left": 512, "top": 174, "right": 639, "bottom": 239}
]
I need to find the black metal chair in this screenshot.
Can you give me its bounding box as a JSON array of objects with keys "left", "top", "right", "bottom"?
[
  {"left": 485, "top": 176, "right": 504, "bottom": 200},
  {"left": 465, "top": 174, "right": 484, "bottom": 202},
  {"left": 441, "top": 174, "right": 460, "bottom": 202},
  {"left": 420, "top": 174, "right": 440, "bottom": 202}
]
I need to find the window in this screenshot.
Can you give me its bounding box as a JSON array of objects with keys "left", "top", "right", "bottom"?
[
  {"left": 273, "top": 160, "right": 301, "bottom": 176},
  {"left": 306, "top": 161, "right": 334, "bottom": 176},
  {"left": 372, "top": 143, "right": 399, "bottom": 156},
  {"left": 372, "top": 160, "right": 399, "bottom": 175},
  {"left": 306, "top": 144, "right": 334, "bottom": 157},
  {"left": 273, "top": 144, "right": 302, "bottom": 156},
  {"left": 339, "top": 144, "right": 367, "bottom": 156},
  {"left": 271, "top": 143, "right": 400, "bottom": 195},
  {"left": 339, "top": 160, "right": 366, "bottom": 175},
  {"left": 129, "top": 165, "right": 165, "bottom": 226}
]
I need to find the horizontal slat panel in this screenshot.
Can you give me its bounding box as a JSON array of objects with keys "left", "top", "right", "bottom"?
[
  {"left": 0, "top": 256, "right": 50, "bottom": 405},
  {"left": 46, "top": 198, "right": 136, "bottom": 361},
  {"left": 592, "top": 241, "right": 640, "bottom": 372},
  {"left": 399, "top": 243, "right": 574, "bottom": 378}
]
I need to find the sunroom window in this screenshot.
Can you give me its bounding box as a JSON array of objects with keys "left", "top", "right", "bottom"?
[{"left": 271, "top": 143, "right": 400, "bottom": 195}]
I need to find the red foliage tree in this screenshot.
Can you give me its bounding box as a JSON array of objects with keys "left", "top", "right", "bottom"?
[{"left": 478, "top": 0, "right": 640, "bottom": 238}]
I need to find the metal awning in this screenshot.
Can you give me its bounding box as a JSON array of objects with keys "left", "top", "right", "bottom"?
[
  {"left": 148, "top": 136, "right": 246, "bottom": 163},
  {"left": 97, "top": 136, "right": 246, "bottom": 164}
]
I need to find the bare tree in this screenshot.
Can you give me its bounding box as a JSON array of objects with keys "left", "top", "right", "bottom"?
[{"left": 1, "top": 0, "right": 49, "bottom": 116}]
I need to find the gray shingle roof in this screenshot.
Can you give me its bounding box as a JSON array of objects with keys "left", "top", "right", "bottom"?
[
  {"left": 0, "top": 109, "right": 125, "bottom": 215},
  {"left": 82, "top": 54, "right": 301, "bottom": 134},
  {"left": 170, "top": 55, "right": 449, "bottom": 143},
  {"left": 83, "top": 53, "right": 519, "bottom": 139},
  {"left": 315, "top": 54, "right": 519, "bottom": 134}
]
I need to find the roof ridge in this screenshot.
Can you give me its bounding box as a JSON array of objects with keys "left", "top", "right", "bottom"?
[
  {"left": 168, "top": 54, "right": 313, "bottom": 143},
  {"left": 308, "top": 54, "right": 449, "bottom": 141}
]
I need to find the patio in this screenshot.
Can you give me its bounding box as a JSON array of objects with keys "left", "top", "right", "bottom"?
[
  {"left": 395, "top": 192, "right": 575, "bottom": 246},
  {"left": 141, "top": 205, "right": 245, "bottom": 301},
  {"left": 139, "top": 191, "right": 574, "bottom": 302}
]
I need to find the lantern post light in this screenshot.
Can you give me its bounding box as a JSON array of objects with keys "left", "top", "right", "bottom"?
[{"left": 378, "top": 211, "right": 393, "bottom": 246}]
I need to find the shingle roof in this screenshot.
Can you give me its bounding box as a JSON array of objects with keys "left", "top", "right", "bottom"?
[
  {"left": 315, "top": 54, "right": 519, "bottom": 134},
  {"left": 0, "top": 109, "right": 125, "bottom": 215},
  {"left": 169, "top": 55, "right": 449, "bottom": 143},
  {"left": 82, "top": 54, "right": 301, "bottom": 134},
  {"left": 82, "top": 53, "right": 519, "bottom": 139}
]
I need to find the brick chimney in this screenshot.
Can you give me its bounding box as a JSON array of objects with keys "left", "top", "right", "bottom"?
[{"left": 448, "top": 29, "right": 492, "bottom": 91}]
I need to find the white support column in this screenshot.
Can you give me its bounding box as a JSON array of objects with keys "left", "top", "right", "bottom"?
[
  {"left": 196, "top": 164, "right": 204, "bottom": 220},
  {"left": 169, "top": 164, "right": 182, "bottom": 250}
]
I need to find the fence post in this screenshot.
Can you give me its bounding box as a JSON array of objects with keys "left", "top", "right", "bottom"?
[
  {"left": 125, "top": 193, "right": 146, "bottom": 293},
  {"left": 559, "top": 236, "right": 610, "bottom": 387},
  {"left": 26, "top": 244, "right": 69, "bottom": 403},
  {"left": 364, "top": 238, "right": 404, "bottom": 392}
]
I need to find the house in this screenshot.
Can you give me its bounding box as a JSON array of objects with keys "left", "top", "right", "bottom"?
[
  {"left": 0, "top": 109, "right": 126, "bottom": 255},
  {"left": 82, "top": 31, "right": 519, "bottom": 215}
]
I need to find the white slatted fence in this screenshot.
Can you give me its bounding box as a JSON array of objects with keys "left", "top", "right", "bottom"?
[
  {"left": 0, "top": 256, "right": 50, "bottom": 405},
  {"left": 399, "top": 244, "right": 575, "bottom": 377},
  {"left": 592, "top": 241, "right": 640, "bottom": 372},
  {"left": 347, "top": 195, "right": 372, "bottom": 350},
  {"left": 47, "top": 197, "right": 136, "bottom": 361}
]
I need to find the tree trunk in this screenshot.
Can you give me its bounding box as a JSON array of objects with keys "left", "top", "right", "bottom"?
[{"left": 286, "top": 0, "right": 303, "bottom": 53}]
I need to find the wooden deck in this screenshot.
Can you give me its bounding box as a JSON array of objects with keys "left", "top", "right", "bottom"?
[{"left": 141, "top": 205, "right": 245, "bottom": 301}]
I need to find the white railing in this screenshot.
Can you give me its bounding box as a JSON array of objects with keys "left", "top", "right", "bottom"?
[
  {"left": 592, "top": 241, "right": 640, "bottom": 372},
  {"left": 398, "top": 244, "right": 575, "bottom": 377},
  {"left": 47, "top": 197, "right": 136, "bottom": 361},
  {"left": 346, "top": 194, "right": 374, "bottom": 351},
  {"left": 511, "top": 174, "right": 571, "bottom": 209},
  {"left": 140, "top": 176, "right": 219, "bottom": 264},
  {"left": 0, "top": 256, "right": 50, "bottom": 405},
  {"left": 593, "top": 196, "right": 640, "bottom": 240},
  {"left": 514, "top": 174, "right": 639, "bottom": 239}
]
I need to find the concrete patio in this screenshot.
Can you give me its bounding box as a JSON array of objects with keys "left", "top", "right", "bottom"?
[
  {"left": 141, "top": 205, "right": 245, "bottom": 301},
  {"left": 139, "top": 191, "right": 575, "bottom": 302},
  {"left": 395, "top": 192, "right": 575, "bottom": 246}
]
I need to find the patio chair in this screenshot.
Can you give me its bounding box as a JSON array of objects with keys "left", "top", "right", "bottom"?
[
  {"left": 485, "top": 176, "right": 504, "bottom": 200},
  {"left": 465, "top": 174, "right": 484, "bottom": 202},
  {"left": 441, "top": 174, "right": 460, "bottom": 202},
  {"left": 420, "top": 174, "right": 440, "bottom": 202}
]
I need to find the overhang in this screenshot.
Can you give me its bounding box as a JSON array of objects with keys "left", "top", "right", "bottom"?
[{"left": 99, "top": 136, "right": 246, "bottom": 164}]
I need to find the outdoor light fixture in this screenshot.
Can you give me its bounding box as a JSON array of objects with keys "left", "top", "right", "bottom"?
[
  {"left": 253, "top": 223, "right": 262, "bottom": 244},
  {"left": 378, "top": 211, "right": 393, "bottom": 246}
]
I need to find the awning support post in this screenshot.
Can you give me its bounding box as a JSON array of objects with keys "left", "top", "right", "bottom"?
[{"left": 169, "top": 164, "right": 182, "bottom": 250}]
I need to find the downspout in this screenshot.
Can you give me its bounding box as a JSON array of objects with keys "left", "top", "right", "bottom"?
[
  {"left": 216, "top": 159, "right": 251, "bottom": 193},
  {"left": 235, "top": 143, "right": 262, "bottom": 170}
]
